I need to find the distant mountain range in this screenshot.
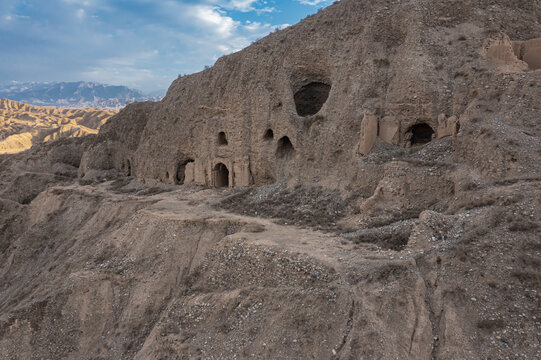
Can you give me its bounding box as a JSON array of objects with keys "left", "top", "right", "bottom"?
[{"left": 0, "top": 81, "right": 164, "bottom": 109}]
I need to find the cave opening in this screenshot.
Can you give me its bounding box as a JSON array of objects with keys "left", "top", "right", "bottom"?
[
  {"left": 176, "top": 159, "right": 195, "bottom": 184},
  {"left": 294, "top": 82, "right": 331, "bottom": 117},
  {"left": 276, "top": 136, "right": 295, "bottom": 159},
  {"left": 264, "top": 129, "right": 274, "bottom": 140},
  {"left": 214, "top": 163, "right": 229, "bottom": 188},
  {"left": 409, "top": 123, "right": 434, "bottom": 145},
  {"left": 217, "top": 131, "right": 228, "bottom": 146}
]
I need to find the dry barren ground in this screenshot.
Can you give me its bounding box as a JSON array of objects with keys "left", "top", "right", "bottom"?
[
  {"left": 0, "top": 99, "right": 115, "bottom": 154},
  {"left": 0, "top": 172, "right": 539, "bottom": 359}
]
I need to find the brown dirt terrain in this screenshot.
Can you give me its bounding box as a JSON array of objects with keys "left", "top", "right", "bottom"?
[
  {"left": 0, "top": 0, "right": 540, "bottom": 359},
  {"left": 0, "top": 99, "right": 116, "bottom": 154}
]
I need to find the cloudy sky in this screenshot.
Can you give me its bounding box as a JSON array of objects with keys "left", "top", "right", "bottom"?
[{"left": 0, "top": 0, "right": 333, "bottom": 94}]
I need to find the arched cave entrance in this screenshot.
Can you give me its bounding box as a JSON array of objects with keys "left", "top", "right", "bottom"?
[
  {"left": 214, "top": 163, "right": 229, "bottom": 188},
  {"left": 264, "top": 129, "right": 274, "bottom": 140},
  {"left": 176, "top": 159, "right": 194, "bottom": 184},
  {"left": 217, "top": 131, "right": 228, "bottom": 145},
  {"left": 276, "top": 136, "right": 295, "bottom": 159},
  {"left": 294, "top": 82, "right": 331, "bottom": 117},
  {"left": 409, "top": 123, "right": 434, "bottom": 145}
]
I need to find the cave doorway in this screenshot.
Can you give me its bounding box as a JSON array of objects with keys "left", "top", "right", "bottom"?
[
  {"left": 276, "top": 136, "right": 295, "bottom": 159},
  {"left": 409, "top": 123, "right": 434, "bottom": 145},
  {"left": 176, "top": 159, "right": 194, "bottom": 184},
  {"left": 217, "top": 131, "right": 228, "bottom": 145},
  {"left": 214, "top": 163, "right": 229, "bottom": 188},
  {"left": 294, "top": 82, "right": 331, "bottom": 116},
  {"left": 264, "top": 129, "right": 274, "bottom": 140}
]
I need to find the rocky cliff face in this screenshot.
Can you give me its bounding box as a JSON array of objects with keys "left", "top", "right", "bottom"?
[
  {"left": 82, "top": 0, "right": 540, "bottom": 190},
  {"left": 1, "top": 0, "right": 540, "bottom": 359}
]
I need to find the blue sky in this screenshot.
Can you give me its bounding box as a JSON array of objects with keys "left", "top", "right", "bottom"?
[{"left": 0, "top": 0, "right": 333, "bottom": 93}]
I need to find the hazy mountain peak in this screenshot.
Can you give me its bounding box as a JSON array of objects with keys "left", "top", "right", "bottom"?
[{"left": 0, "top": 81, "right": 163, "bottom": 109}]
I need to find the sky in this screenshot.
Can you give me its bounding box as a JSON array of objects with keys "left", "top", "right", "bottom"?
[{"left": 0, "top": 0, "right": 334, "bottom": 94}]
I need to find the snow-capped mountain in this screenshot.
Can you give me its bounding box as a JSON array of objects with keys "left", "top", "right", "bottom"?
[{"left": 0, "top": 81, "right": 163, "bottom": 109}]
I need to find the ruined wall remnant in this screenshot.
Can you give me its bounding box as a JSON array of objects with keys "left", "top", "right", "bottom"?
[
  {"left": 183, "top": 157, "right": 252, "bottom": 188},
  {"left": 437, "top": 114, "right": 459, "bottom": 139},
  {"left": 233, "top": 158, "right": 252, "bottom": 187},
  {"left": 481, "top": 32, "right": 541, "bottom": 72},
  {"left": 378, "top": 117, "right": 400, "bottom": 145},
  {"left": 513, "top": 37, "right": 541, "bottom": 70},
  {"left": 184, "top": 161, "right": 195, "bottom": 184},
  {"left": 357, "top": 113, "right": 378, "bottom": 155}
]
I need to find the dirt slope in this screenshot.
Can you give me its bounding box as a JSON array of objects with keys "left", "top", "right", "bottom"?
[
  {"left": 0, "top": 99, "right": 116, "bottom": 154},
  {"left": 0, "top": 173, "right": 538, "bottom": 359}
]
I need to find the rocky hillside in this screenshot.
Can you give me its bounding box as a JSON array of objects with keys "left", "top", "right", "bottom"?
[
  {"left": 0, "top": 99, "right": 116, "bottom": 154},
  {"left": 0, "top": 0, "right": 539, "bottom": 359},
  {"left": 0, "top": 82, "right": 161, "bottom": 109}
]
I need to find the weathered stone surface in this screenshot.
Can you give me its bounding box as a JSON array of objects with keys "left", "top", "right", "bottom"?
[
  {"left": 357, "top": 113, "right": 378, "bottom": 155},
  {"left": 378, "top": 116, "right": 400, "bottom": 145},
  {"left": 482, "top": 32, "right": 528, "bottom": 72},
  {"left": 184, "top": 161, "right": 195, "bottom": 184},
  {"left": 513, "top": 37, "right": 541, "bottom": 70},
  {"left": 437, "top": 114, "right": 459, "bottom": 140}
]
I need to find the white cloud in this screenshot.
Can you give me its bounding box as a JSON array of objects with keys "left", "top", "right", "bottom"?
[
  {"left": 191, "top": 5, "right": 238, "bottom": 39},
  {"left": 296, "top": 0, "right": 330, "bottom": 5},
  {"left": 213, "top": 0, "right": 273, "bottom": 13},
  {"left": 76, "top": 9, "right": 85, "bottom": 19},
  {"left": 226, "top": 0, "right": 258, "bottom": 11}
]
